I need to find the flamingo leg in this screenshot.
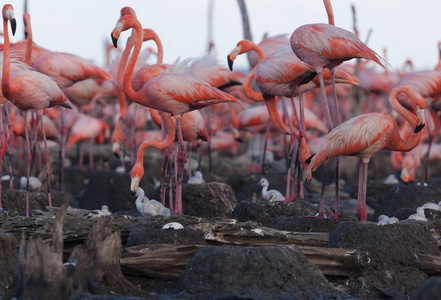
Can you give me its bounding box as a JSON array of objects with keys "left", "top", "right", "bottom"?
[
  {"left": 317, "top": 71, "right": 335, "bottom": 130},
  {"left": 281, "top": 97, "right": 297, "bottom": 202},
  {"left": 329, "top": 69, "right": 341, "bottom": 219},
  {"left": 358, "top": 160, "right": 369, "bottom": 222},
  {"left": 175, "top": 116, "right": 186, "bottom": 215},
  {"left": 39, "top": 114, "right": 52, "bottom": 207},
  {"left": 290, "top": 96, "right": 304, "bottom": 199},
  {"left": 4, "top": 106, "right": 14, "bottom": 190},
  {"left": 22, "top": 111, "right": 32, "bottom": 217},
  {"left": 261, "top": 119, "right": 271, "bottom": 175},
  {"left": 89, "top": 139, "right": 94, "bottom": 171},
  {"left": 0, "top": 106, "right": 4, "bottom": 210},
  {"left": 58, "top": 107, "right": 66, "bottom": 191}
]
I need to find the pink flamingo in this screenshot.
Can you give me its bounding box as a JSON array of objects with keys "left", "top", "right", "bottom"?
[
  {"left": 111, "top": 13, "right": 242, "bottom": 215},
  {"left": 303, "top": 86, "right": 426, "bottom": 222},
  {"left": 1, "top": 4, "right": 72, "bottom": 216}
]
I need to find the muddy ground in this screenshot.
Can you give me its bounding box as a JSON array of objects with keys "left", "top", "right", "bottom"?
[{"left": 0, "top": 144, "right": 441, "bottom": 299}]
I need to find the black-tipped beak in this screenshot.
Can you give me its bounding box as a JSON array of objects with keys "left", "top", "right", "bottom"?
[
  {"left": 111, "top": 34, "right": 118, "bottom": 48},
  {"left": 24, "top": 31, "right": 28, "bottom": 40},
  {"left": 10, "top": 18, "right": 16, "bottom": 36},
  {"left": 235, "top": 137, "right": 243, "bottom": 143},
  {"left": 415, "top": 122, "right": 425, "bottom": 133},
  {"left": 227, "top": 55, "right": 234, "bottom": 71}
]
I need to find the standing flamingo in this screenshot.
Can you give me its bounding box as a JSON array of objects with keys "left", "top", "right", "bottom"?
[
  {"left": 111, "top": 13, "right": 242, "bottom": 215},
  {"left": 303, "top": 86, "right": 426, "bottom": 222},
  {"left": 1, "top": 4, "right": 72, "bottom": 216}
]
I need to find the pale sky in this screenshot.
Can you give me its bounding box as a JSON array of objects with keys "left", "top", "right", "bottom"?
[{"left": 5, "top": 0, "right": 441, "bottom": 73}]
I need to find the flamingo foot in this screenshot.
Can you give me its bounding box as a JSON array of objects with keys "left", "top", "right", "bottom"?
[
  {"left": 256, "top": 164, "right": 262, "bottom": 173},
  {"left": 284, "top": 195, "right": 295, "bottom": 203},
  {"left": 328, "top": 212, "right": 340, "bottom": 219}
]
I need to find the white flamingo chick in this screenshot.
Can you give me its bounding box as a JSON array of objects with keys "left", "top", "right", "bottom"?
[
  {"left": 408, "top": 207, "right": 428, "bottom": 222},
  {"left": 20, "top": 176, "right": 42, "bottom": 191},
  {"left": 377, "top": 215, "right": 399, "bottom": 226},
  {"left": 134, "top": 187, "right": 171, "bottom": 218},
  {"left": 87, "top": 205, "right": 112, "bottom": 218},
  {"left": 421, "top": 201, "right": 441, "bottom": 211},
  {"left": 257, "top": 178, "right": 285, "bottom": 202},
  {"left": 187, "top": 171, "right": 205, "bottom": 184}
]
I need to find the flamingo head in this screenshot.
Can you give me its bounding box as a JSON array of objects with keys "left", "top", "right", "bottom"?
[
  {"left": 2, "top": 4, "right": 16, "bottom": 36},
  {"left": 257, "top": 178, "right": 268, "bottom": 187},
  {"left": 415, "top": 105, "right": 425, "bottom": 133},
  {"left": 120, "top": 6, "right": 137, "bottom": 18},
  {"left": 227, "top": 45, "right": 241, "bottom": 71},
  {"left": 130, "top": 162, "right": 144, "bottom": 193}
]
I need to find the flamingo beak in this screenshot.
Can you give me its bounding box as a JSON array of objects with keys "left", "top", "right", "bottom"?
[
  {"left": 10, "top": 18, "right": 16, "bottom": 36},
  {"left": 415, "top": 106, "right": 425, "bottom": 133},
  {"left": 111, "top": 34, "right": 119, "bottom": 48},
  {"left": 130, "top": 175, "right": 140, "bottom": 193},
  {"left": 401, "top": 167, "right": 410, "bottom": 183},
  {"left": 227, "top": 45, "right": 241, "bottom": 71}
]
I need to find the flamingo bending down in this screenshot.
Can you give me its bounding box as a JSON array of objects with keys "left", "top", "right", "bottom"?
[
  {"left": 303, "top": 86, "right": 425, "bottom": 222},
  {"left": 2, "top": 4, "right": 72, "bottom": 217},
  {"left": 111, "top": 14, "right": 242, "bottom": 215}
]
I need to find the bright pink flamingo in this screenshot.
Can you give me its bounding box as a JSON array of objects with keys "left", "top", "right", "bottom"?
[
  {"left": 111, "top": 14, "right": 242, "bottom": 215},
  {"left": 2, "top": 4, "right": 72, "bottom": 216},
  {"left": 303, "top": 86, "right": 426, "bottom": 221}
]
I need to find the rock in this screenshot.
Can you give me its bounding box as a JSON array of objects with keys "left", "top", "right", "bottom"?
[
  {"left": 0, "top": 233, "right": 18, "bottom": 293},
  {"left": 232, "top": 200, "right": 317, "bottom": 227},
  {"left": 175, "top": 245, "right": 345, "bottom": 299},
  {"left": 272, "top": 215, "right": 356, "bottom": 232},
  {"left": 78, "top": 170, "right": 155, "bottom": 212},
  {"left": 181, "top": 182, "right": 237, "bottom": 218},
  {"left": 372, "top": 182, "right": 441, "bottom": 220},
  {"left": 0, "top": 189, "right": 75, "bottom": 216},
  {"left": 411, "top": 276, "right": 441, "bottom": 300},
  {"left": 328, "top": 221, "right": 440, "bottom": 299}
]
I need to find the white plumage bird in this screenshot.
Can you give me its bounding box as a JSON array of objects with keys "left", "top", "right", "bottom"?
[
  {"left": 20, "top": 176, "right": 42, "bottom": 191},
  {"left": 134, "top": 187, "right": 171, "bottom": 218},
  {"left": 421, "top": 201, "right": 441, "bottom": 211},
  {"left": 408, "top": 207, "right": 428, "bottom": 222},
  {"left": 187, "top": 171, "right": 205, "bottom": 184},
  {"left": 87, "top": 205, "right": 112, "bottom": 218},
  {"left": 257, "top": 178, "right": 285, "bottom": 202}
]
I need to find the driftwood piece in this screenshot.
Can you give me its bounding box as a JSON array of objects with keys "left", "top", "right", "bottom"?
[
  {"left": 121, "top": 244, "right": 204, "bottom": 280},
  {"left": 194, "top": 220, "right": 330, "bottom": 247},
  {"left": 70, "top": 216, "right": 146, "bottom": 297},
  {"left": 6, "top": 204, "right": 71, "bottom": 300}
]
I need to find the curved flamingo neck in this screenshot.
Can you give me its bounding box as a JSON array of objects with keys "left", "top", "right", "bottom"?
[
  {"left": 117, "top": 31, "right": 137, "bottom": 88},
  {"left": 134, "top": 111, "right": 175, "bottom": 170},
  {"left": 23, "top": 13, "right": 32, "bottom": 65},
  {"left": 152, "top": 34, "right": 163, "bottom": 64},
  {"left": 388, "top": 87, "right": 423, "bottom": 152},
  {"left": 110, "top": 80, "right": 126, "bottom": 119},
  {"left": 261, "top": 182, "right": 268, "bottom": 197},
  {"left": 2, "top": 13, "right": 11, "bottom": 100},
  {"left": 123, "top": 18, "right": 144, "bottom": 104},
  {"left": 242, "top": 42, "right": 265, "bottom": 101},
  {"left": 264, "top": 95, "right": 295, "bottom": 135},
  {"left": 323, "top": 0, "right": 335, "bottom": 26}
]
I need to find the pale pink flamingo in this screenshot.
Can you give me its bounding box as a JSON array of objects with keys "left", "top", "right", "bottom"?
[
  {"left": 111, "top": 14, "right": 242, "bottom": 215},
  {"left": 303, "top": 86, "right": 426, "bottom": 221},
  {"left": 66, "top": 113, "right": 110, "bottom": 170},
  {"left": 2, "top": 4, "right": 72, "bottom": 216},
  {"left": 228, "top": 40, "right": 358, "bottom": 201}
]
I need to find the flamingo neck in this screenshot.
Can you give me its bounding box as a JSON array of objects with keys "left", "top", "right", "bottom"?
[
  {"left": 264, "top": 95, "right": 295, "bottom": 135},
  {"left": 111, "top": 80, "right": 126, "bottom": 119},
  {"left": 117, "top": 30, "right": 137, "bottom": 88},
  {"left": 123, "top": 19, "right": 145, "bottom": 104},
  {"left": 2, "top": 15, "right": 11, "bottom": 100},
  {"left": 134, "top": 111, "right": 175, "bottom": 174},
  {"left": 24, "top": 17, "right": 32, "bottom": 64},
  {"left": 261, "top": 183, "right": 268, "bottom": 197},
  {"left": 323, "top": 0, "right": 335, "bottom": 26},
  {"left": 388, "top": 87, "right": 423, "bottom": 152},
  {"left": 153, "top": 35, "right": 163, "bottom": 64},
  {"left": 243, "top": 43, "right": 265, "bottom": 101}
]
